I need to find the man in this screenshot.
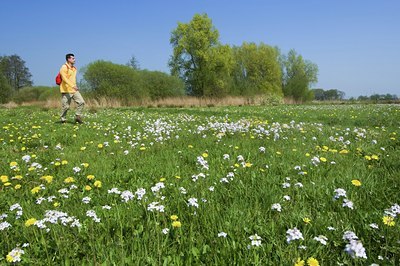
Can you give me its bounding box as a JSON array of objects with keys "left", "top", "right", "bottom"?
[{"left": 59, "top": 53, "right": 85, "bottom": 124}]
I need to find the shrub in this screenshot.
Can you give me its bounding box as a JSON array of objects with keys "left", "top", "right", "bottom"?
[
  {"left": 83, "top": 61, "right": 147, "bottom": 103},
  {"left": 138, "top": 70, "right": 185, "bottom": 100},
  {"left": 12, "top": 86, "right": 57, "bottom": 104}
]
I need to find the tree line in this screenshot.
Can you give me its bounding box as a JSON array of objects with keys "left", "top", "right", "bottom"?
[
  {"left": 1, "top": 13, "right": 397, "bottom": 104},
  {"left": 169, "top": 14, "right": 318, "bottom": 102}
]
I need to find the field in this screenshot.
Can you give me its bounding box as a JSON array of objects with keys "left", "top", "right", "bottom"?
[{"left": 1, "top": 104, "right": 399, "bottom": 265}]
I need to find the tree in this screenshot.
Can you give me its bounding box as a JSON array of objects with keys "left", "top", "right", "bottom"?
[
  {"left": 126, "top": 55, "right": 140, "bottom": 70},
  {"left": 169, "top": 13, "right": 233, "bottom": 97},
  {"left": 0, "top": 73, "right": 12, "bottom": 103},
  {"left": 138, "top": 70, "right": 185, "bottom": 100},
  {"left": 0, "top": 54, "right": 33, "bottom": 91},
  {"left": 311, "top": 88, "right": 326, "bottom": 100},
  {"left": 325, "top": 89, "right": 345, "bottom": 100},
  {"left": 281, "top": 49, "right": 318, "bottom": 102},
  {"left": 232, "top": 42, "right": 282, "bottom": 97},
  {"left": 83, "top": 60, "right": 147, "bottom": 102}
]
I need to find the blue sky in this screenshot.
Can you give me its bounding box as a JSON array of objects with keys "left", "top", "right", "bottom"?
[{"left": 1, "top": 0, "right": 399, "bottom": 98}]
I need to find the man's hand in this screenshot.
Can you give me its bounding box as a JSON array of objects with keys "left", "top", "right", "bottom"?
[{"left": 73, "top": 86, "right": 79, "bottom": 91}]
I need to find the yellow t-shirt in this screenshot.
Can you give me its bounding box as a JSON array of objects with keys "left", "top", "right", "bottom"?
[{"left": 59, "top": 63, "right": 77, "bottom": 93}]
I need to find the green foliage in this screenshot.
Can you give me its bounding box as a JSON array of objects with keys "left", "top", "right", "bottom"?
[
  {"left": 231, "top": 42, "right": 283, "bottom": 97},
  {"left": 11, "top": 86, "right": 58, "bottom": 104},
  {"left": 201, "top": 44, "right": 234, "bottom": 98},
  {"left": 83, "top": 61, "right": 185, "bottom": 102},
  {"left": 169, "top": 13, "right": 234, "bottom": 97},
  {"left": 0, "top": 73, "right": 13, "bottom": 103},
  {"left": 362, "top": 93, "right": 399, "bottom": 102},
  {"left": 138, "top": 70, "right": 185, "bottom": 100},
  {"left": 0, "top": 54, "right": 33, "bottom": 91},
  {"left": 83, "top": 60, "right": 147, "bottom": 102},
  {"left": 311, "top": 88, "right": 345, "bottom": 101},
  {"left": 281, "top": 49, "right": 318, "bottom": 102}
]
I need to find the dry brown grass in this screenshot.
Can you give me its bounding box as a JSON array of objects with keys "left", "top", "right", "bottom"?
[{"left": 1, "top": 95, "right": 284, "bottom": 109}]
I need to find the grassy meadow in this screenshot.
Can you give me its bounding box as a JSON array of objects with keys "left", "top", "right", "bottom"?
[{"left": 0, "top": 104, "right": 399, "bottom": 265}]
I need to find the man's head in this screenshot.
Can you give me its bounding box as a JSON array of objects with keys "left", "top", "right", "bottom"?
[{"left": 66, "top": 53, "right": 75, "bottom": 65}]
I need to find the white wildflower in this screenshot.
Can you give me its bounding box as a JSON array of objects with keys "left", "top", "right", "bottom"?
[
  {"left": 218, "top": 232, "right": 227, "bottom": 238},
  {"left": 271, "top": 203, "right": 282, "bottom": 212},
  {"left": 249, "top": 234, "right": 262, "bottom": 246},
  {"left": 313, "top": 235, "right": 328, "bottom": 245},
  {"left": 286, "top": 228, "right": 304, "bottom": 243}
]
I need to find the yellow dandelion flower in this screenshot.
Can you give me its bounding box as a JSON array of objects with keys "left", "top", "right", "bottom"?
[
  {"left": 170, "top": 215, "right": 179, "bottom": 221},
  {"left": 175, "top": 175, "right": 181, "bottom": 179},
  {"left": 1, "top": 175, "right": 9, "bottom": 183},
  {"left": 61, "top": 160, "right": 68, "bottom": 165},
  {"left": 234, "top": 163, "right": 240, "bottom": 168},
  {"left": 245, "top": 162, "right": 253, "bottom": 167},
  {"left": 351, "top": 179, "right": 362, "bottom": 186},
  {"left": 322, "top": 146, "right": 329, "bottom": 151},
  {"left": 55, "top": 162, "right": 61, "bottom": 166},
  {"left": 307, "top": 257, "right": 319, "bottom": 266},
  {"left": 64, "top": 177, "right": 75, "bottom": 183},
  {"left": 234, "top": 146, "right": 239, "bottom": 149},
  {"left": 94, "top": 180, "right": 102, "bottom": 188},
  {"left": 160, "top": 177, "right": 166, "bottom": 182},
  {"left": 85, "top": 185, "right": 92, "bottom": 191},
  {"left": 202, "top": 153, "right": 208, "bottom": 158},
  {"left": 82, "top": 163, "right": 89, "bottom": 168},
  {"left": 339, "top": 149, "right": 349, "bottom": 154},
  {"left": 4, "top": 182, "right": 11, "bottom": 186},
  {"left": 80, "top": 146, "right": 86, "bottom": 151},
  {"left": 276, "top": 151, "right": 282, "bottom": 155},
  {"left": 21, "top": 147, "right": 26, "bottom": 151},
  {"left": 295, "top": 258, "right": 305, "bottom": 266},
  {"left": 25, "top": 218, "right": 37, "bottom": 227},
  {"left": 319, "top": 157, "right": 327, "bottom": 162},
  {"left": 53, "top": 202, "right": 60, "bottom": 207},
  {"left": 371, "top": 155, "right": 379, "bottom": 160},
  {"left": 15, "top": 184, "right": 22, "bottom": 190},
  {"left": 31, "top": 186, "right": 41, "bottom": 194},
  {"left": 98, "top": 144, "right": 103, "bottom": 149},
  {"left": 87, "top": 175, "right": 95, "bottom": 180},
  {"left": 14, "top": 175, "right": 23, "bottom": 180},
  {"left": 303, "top": 217, "right": 311, "bottom": 224},
  {"left": 383, "top": 216, "right": 395, "bottom": 226},
  {"left": 305, "top": 153, "right": 310, "bottom": 157},
  {"left": 172, "top": 221, "right": 182, "bottom": 228},
  {"left": 40, "top": 175, "right": 53, "bottom": 183},
  {"left": 364, "top": 155, "right": 372, "bottom": 160},
  {"left": 28, "top": 167, "right": 35, "bottom": 171},
  {"left": 6, "top": 254, "right": 14, "bottom": 263},
  {"left": 140, "top": 147, "right": 146, "bottom": 151},
  {"left": 9, "top": 162, "right": 18, "bottom": 167},
  {"left": 188, "top": 145, "right": 193, "bottom": 148}
]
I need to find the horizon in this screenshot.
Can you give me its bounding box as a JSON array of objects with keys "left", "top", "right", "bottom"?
[{"left": 1, "top": 0, "right": 399, "bottom": 98}]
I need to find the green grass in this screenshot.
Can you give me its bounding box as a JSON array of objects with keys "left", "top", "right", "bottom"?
[{"left": 0, "top": 104, "right": 399, "bottom": 265}]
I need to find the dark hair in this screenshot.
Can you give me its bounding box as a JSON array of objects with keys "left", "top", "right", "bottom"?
[{"left": 66, "top": 53, "right": 75, "bottom": 61}]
